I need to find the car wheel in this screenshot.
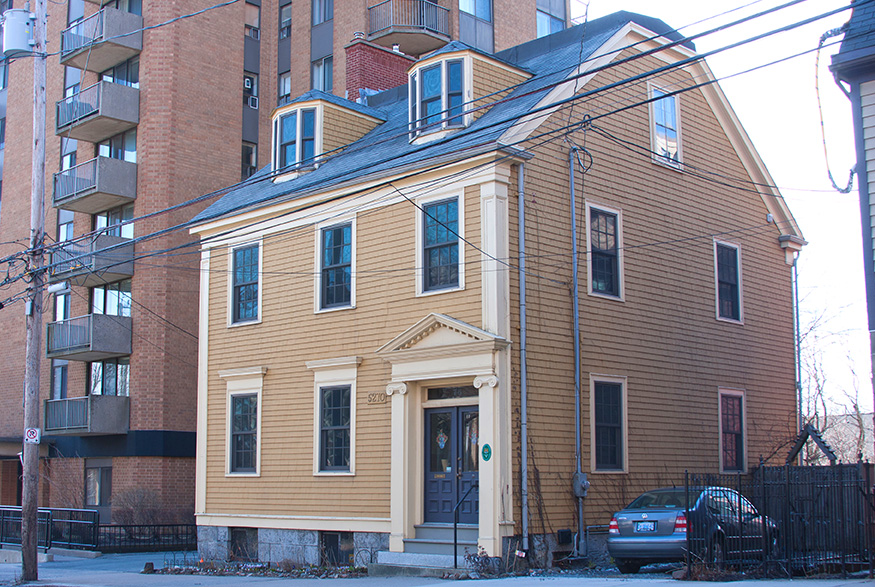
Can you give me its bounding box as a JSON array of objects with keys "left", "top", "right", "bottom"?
[
  {"left": 615, "top": 559, "right": 641, "bottom": 574},
  {"left": 708, "top": 538, "right": 725, "bottom": 569}
]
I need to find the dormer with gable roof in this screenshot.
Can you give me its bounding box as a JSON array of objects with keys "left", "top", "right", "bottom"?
[{"left": 270, "top": 90, "right": 386, "bottom": 181}]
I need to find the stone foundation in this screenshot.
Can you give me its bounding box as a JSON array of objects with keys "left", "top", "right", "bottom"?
[{"left": 197, "top": 525, "right": 389, "bottom": 566}]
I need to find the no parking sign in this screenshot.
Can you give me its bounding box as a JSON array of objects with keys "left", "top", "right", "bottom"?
[{"left": 24, "top": 428, "right": 40, "bottom": 444}]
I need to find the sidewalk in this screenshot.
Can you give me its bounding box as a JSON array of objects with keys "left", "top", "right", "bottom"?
[{"left": 0, "top": 553, "right": 872, "bottom": 587}]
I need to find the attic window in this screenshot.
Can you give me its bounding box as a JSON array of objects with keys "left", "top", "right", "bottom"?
[
  {"left": 272, "top": 107, "right": 319, "bottom": 172},
  {"left": 409, "top": 58, "right": 466, "bottom": 138}
]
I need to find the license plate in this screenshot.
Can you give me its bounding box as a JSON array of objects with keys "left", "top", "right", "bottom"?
[{"left": 635, "top": 521, "right": 656, "bottom": 532}]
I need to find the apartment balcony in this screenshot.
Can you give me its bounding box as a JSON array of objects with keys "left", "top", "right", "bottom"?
[
  {"left": 44, "top": 395, "right": 130, "bottom": 436},
  {"left": 48, "top": 234, "right": 134, "bottom": 288},
  {"left": 53, "top": 156, "right": 137, "bottom": 214},
  {"left": 56, "top": 81, "right": 139, "bottom": 143},
  {"left": 59, "top": 8, "right": 143, "bottom": 73},
  {"left": 46, "top": 314, "right": 132, "bottom": 362},
  {"left": 368, "top": 0, "right": 450, "bottom": 56}
]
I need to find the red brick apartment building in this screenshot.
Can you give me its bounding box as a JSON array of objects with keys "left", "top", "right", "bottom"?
[{"left": 0, "top": 0, "right": 554, "bottom": 522}]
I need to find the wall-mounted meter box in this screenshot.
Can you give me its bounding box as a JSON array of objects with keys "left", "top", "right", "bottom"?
[{"left": 3, "top": 9, "right": 35, "bottom": 59}]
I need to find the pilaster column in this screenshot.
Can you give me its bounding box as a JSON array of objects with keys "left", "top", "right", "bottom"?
[
  {"left": 387, "top": 382, "right": 409, "bottom": 552},
  {"left": 474, "top": 374, "right": 500, "bottom": 556}
]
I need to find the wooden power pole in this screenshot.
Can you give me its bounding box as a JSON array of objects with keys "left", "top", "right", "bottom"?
[{"left": 22, "top": 0, "right": 47, "bottom": 580}]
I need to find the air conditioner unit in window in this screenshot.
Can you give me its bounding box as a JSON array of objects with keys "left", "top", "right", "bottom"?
[
  {"left": 248, "top": 95, "right": 259, "bottom": 109},
  {"left": 248, "top": 27, "right": 260, "bottom": 40},
  {"left": 244, "top": 78, "right": 252, "bottom": 90}
]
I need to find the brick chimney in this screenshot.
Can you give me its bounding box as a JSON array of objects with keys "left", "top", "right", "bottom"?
[{"left": 345, "top": 35, "right": 417, "bottom": 102}]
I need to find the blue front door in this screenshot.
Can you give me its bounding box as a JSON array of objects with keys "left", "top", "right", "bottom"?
[{"left": 424, "top": 406, "right": 479, "bottom": 524}]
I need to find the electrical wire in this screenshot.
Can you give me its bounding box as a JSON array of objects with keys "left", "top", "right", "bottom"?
[{"left": 816, "top": 22, "right": 855, "bottom": 194}]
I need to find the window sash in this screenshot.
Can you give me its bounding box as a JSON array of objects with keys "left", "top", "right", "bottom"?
[
  {"left": 716, "top": 244, "right": 740, "bottom": 320},
  {"left": 321, "top": 223, "right": 352, "bottom": 309},
  {"left": 279, "top": 5, "right": 291, "bottom": 38},
  {"left": 721, "top": 394, "right": 743, "bottom": 471},
  {"left": 590, "top": 209, "right": 619, "bottom": 296},
  {"left": 594, "top": 382, "right": 622, "bottom": 470},
  {"left": 423, "top": 198, "right": 459, "bottom": 291},
  {"left": 231, "top": 394, "right": 258, "bottom": 472},
  {"left": 277, "top": 108, "right": 317, "bottom": 169},
  {"left": 411, "top": 60, "right": 465, "bottom": 135},
  {"left": 232, "top": 245, "right": 259, "bottom": 323},
  {"left": 89, "top": 357, "right": 129, "bottom": 397},
  {"left": 319, "top": 386, "right": 350, "bottom": 471},
  {"left": 312, "top": 0, "right": 332, "bottom": 25},
  {"left": 652, "top": 89, "right": 679, "bottom": 163}
]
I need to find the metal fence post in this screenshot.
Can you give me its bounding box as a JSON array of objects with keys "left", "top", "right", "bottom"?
[{"left": 685, "top": 470, "right": 691, "bottom": 573}]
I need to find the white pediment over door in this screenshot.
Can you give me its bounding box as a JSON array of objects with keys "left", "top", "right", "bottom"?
[{"left": 376, "top": 313, "right": 510, "bottom": 381}]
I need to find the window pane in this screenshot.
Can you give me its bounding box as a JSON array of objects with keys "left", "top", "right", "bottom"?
[
  {"left": 595, "top": 382, "right": 622, "bottom": 469},
  {"left": 233, "top": 245, "right": 259, "bottom": 322},
  {"left": 721, "top": 395, "right": 743, "bottom": 470},
  {"left": 321, "top": 223, "right": 352, "bottom": 308},
  {"left": 423, "top": 198, "right": 459, "bottom": 291},
  {"left": 320, "top": 386, "right": 351, "bottom": 471}
]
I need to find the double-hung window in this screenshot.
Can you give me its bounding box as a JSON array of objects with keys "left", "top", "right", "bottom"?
[
  {"left": 719, "top": 390, "right": 744, "bottom": 472},
  {"left": 320, "top": 222, "right": 352, "bottom": 309},
  {"left": 231, "top": 393, "right": 258, "bottom": 473},
  {"left": 593, "top": 380, "right": 624, "bottom": 471},
  {"left": 587, "top": 203, "right": 623, "bottom": 299},
  {"left": 650, "top": 86, "right": 681, "bottom": 165},
  {"left": 715, "top": 241, "right": 742, "bottom": 322},
  {"left": 311, "top": 55, "right": 333, "bottom": 92},
  {"left": 276, "top": 108, "right": 317, "bottom": 170},
  {"left": 278, "top": 72, "right": 291, "bottom": 105},
  {"left": 422, "top": 197, "right": 459, "bottom": 292},
  {"left": 409, "top": 58, "right": 466, "bottom": 137},
  {"left": 319, "top": 385, "right": 351, "bottom": 471},
  {"left": 279, "top": 4, "right": 291, "bottom": 38},
  {"left": 232, "top": 244, "right": 259, "bottom": 324}
]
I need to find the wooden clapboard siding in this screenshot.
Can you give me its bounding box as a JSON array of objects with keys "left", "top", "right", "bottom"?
[
  {"left": 321, "top": 103, "right": 382, "bottom": 156},
  {"left": 472, "top": 56, "right": 529, "bottom": 121},
  {"left": 510, "top": 48, "right": 797, "bottom": 532},
  {"left": 202, "top": 182, "right": 483, "bottom": 518}
]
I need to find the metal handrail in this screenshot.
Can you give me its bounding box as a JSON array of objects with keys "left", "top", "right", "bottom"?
[
  {"left": 453, "top": 481, "right": 478, "bottom": 568},
  {"left": 368, "top": 0, "right": 450, "bottom": 36},
  {"left": 45, "top": 396, "right": 90, "bottom": 431},
  {"left": 60, "top": 9, "right": 104, "bottom": 56},
  {"left": 57, "top": 82, "right": 101, "bottom": 128},
  {"left": 54, "top": 157, "right": 99, "bottom": 202}
]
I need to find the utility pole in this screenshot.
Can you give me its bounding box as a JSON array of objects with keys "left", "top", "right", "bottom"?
[{"left": 22, "top": 0, "right": 46, "bottom": 580}]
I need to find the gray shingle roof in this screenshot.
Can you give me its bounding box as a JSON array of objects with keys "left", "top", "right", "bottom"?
[
  {"left": 838, "top": 0, "right": 875, "bottom": 56},
  {"left": 283, "top": 89, "right": 388, "bottom": 121},
  {"left": 193, "top": 11, "right": 685, "bottom": 225}
]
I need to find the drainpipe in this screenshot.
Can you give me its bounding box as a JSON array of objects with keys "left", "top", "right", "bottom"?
[
  {"left": 569, "top": 148, "right": 583, "bottom": 555},
  {"left": 518, "top": 163, "right": 529, "bottom": 552},
  {"left": 794, "top": 255, "right": 803, "bottom": 463}
]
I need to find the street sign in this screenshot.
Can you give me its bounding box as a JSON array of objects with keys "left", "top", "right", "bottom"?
[{"left": 24, "top": 428, "right": 40, "bottom": 445}]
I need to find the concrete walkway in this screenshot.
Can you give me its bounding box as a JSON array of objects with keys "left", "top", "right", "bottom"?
[{"left": 0, "top": 553, "right": 872, "bottom": 586}]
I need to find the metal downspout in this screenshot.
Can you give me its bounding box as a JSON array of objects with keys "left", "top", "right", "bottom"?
[
  {"left": 569, "top": 148, "right": 583, "bottom": 555},
  {"left": 518, "top": 163, "right": 529, "bottom": 552}
]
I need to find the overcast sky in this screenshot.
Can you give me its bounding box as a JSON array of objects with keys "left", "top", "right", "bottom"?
[{"left": 573, "top": 0, "right": 871, "bottom": 412}]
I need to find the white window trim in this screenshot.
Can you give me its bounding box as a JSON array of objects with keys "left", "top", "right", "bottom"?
[
  {"left": 220, "top": 366, "right": 267, "bottom": 477},
  {"left": 307, "top": 357, "right": 361, "bottom": 476},
  {"left": 415, "top": 191, "right": 465, "bottom": 297},
  {"left": 589, "top": 374, "right": 628, "bottom": 474},
  {"left": 585, "top": 201, "right": 625, "bottom": 301},
  {"left": 271, "top": 103, "right": 324, "bottom": 176},
  {"left": 227, "top": 239, "right": 264, "bottom": 328},
  {"left": 408, "top": 55, "right": 473, "bottom": 141},
  {"left": 713, "top": 239, "right": 744, "bottom": 324},
  {"left": 314, "top": 216, "right": 357, "bottom": 313},
  {"left": 648, "top": 82, "right": 683, "bottom": 169},
  {"left": 717, "top": 387, "right": 746, "bottom": 474}
]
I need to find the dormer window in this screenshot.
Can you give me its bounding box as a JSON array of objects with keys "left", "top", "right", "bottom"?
[
  {"left": 409, "top": 58, "right": 466, "bottom": 138},
  {"left": 273, "top": 107, "right": 318, "bottom": 171}
]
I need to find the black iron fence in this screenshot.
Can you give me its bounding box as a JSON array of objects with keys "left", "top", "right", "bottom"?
[
  {"left": 685, "top": 464, "right": 873, "bottom": 574},
  {"left": 0, "top": 507, "right": 97, "bottom": 551},
  {"left": 98, "top": 524, "right": 197, "bottom": 553}
]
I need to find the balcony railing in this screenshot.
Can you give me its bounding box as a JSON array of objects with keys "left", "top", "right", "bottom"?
[
  {"left": 53, "top": 156, "right": 137, "bottom": 214},
  {"left": 56, "top": 81, "right": 139, "bottom": 143},
  {"left": 48, "top": 234, "right": 134, "bottom": 287},
  {"left": 368, "top": 0, "right": 450, "bottom": 55},
  {"left": 44, "top": 395, "right": 130, "bottom": 436},
  {"left": 46, "top": 314, "right": 132, "bottom": 362},
  {"left": 60, "top": 8, "right": 143, "bottom": 72}
]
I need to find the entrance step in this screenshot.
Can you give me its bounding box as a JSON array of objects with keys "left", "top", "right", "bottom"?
[
  {"left": 414, "top": 523, "right": 478, "bottom": 542},
  {"left": 403, "top": 536, "right": 478, "bottom": 555},
  {"left": 371, "top": 550, "right": 469, "bottom": 576}
]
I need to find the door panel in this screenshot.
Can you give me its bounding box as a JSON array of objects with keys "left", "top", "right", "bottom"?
[{"left": 424, "top": 406, "right": 479, "bottom": 524}]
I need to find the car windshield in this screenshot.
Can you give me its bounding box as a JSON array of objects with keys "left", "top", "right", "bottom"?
[{"left": 626, "top": 489, "right": 701, "bottom": 509}]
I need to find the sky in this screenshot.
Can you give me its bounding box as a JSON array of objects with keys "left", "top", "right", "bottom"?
[{"left": 573, "top": 0, "right": 872, "bottom": 412}]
